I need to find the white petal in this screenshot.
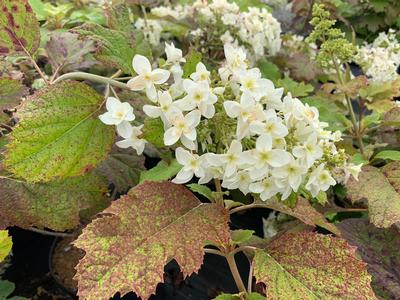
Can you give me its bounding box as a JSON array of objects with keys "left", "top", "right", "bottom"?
[
  {"left": 132, "top": 55, "right": 151, "bottom": 74},
  {"left": 151, "top": 69, "right": 170, "bottom": 84},
  {"left": 116, "top": 139, "right": 133, "bottom": 149},
  {"left": 105, "top": 97, "right": 121, "bottom": 111},
  {"left": 145, "top": 84, "right": 157, "bottom": 101},
  {"left": 268, "top": 150, "right": 291, "bottom": 167},
  {"left": 116, "top": 121, "right": 133, "bottom": 138},
  {"left": 172, "top": 169, "right": 194, "bottom": 184},
  {"left": 99, "top": 112, "right": 119, "bottom": 125},
  {"left": 256, "top": 134, "right": 272, "bottom": 151},
  {"left": 181, "top": 135, "right": 196, "bottom": 150},
  {"left": 164, "top": 127, "right": 180, "bottom": 145},
  {"left": 143, "top": 105, "right": 162, "bottom": 118},
  {"left": 185, "top": 110, "right": 201, "bottom": 127},
  {"left": 223, "top": 101, "right": 241, "bottom": 118},
  {"left": 175, "top": 147, "right": 192, "bottom": 165},
  {"left": 127, "top": 76, "right": 146, "bottom": 91}
]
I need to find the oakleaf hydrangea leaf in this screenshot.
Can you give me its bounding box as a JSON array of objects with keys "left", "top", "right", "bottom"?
[
  {"left": 346, "top": 164, "right": 400, "bottom": 228},
  {"left": 0, "top": 0, "right": 40, "bottom": 55},
  {"left": 0, "top": 174, "right": 110, "bottom": 231},
  {"left": 0, "top": 230, "right": 12, "bottom": 262},
  {"left": 253, "top": 232, "right": 376, "bottom": 300},
  {"left": 0, "top": 78, "right": 27, "bottom": 122},
  {"left": 74, "top": 181, "right": 230, "bottom": 300},
  {"left": 139, "top": 159, "right": 181, "bottom": 183},
  {"left": 339, "top": 219, "right": 400, "bottom": 299},
  {"left": 4, "top": 81, "right": 115, "bottom": 182}
]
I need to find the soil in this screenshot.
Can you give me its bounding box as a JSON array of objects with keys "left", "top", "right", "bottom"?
[{"left": 2, "top": 208, "right": 269, "bottom": 299}]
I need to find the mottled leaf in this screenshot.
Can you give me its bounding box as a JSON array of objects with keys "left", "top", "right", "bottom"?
[
  {"left": 105, "top": 3, "right": 132, "bottom": 32},
  {"left": 276, "top": 76, "right": 314, "bottom": 97},
  {"left": 287, "top": 52, "right": 320, "bottom": 82},
  {"left": 141, "top": 117, "right": 165, "bottom": 148},
  {"left": 187, "top": 183, "right": 213, "bottom": 200},
  {"left": 0, "top": 78, "right": 27, "bottom": 122},
  {"left": 4, "top": 81, "right": 115, "bottom": 182},
  {"left": 374, "top": 150, "right": 400, "bottom": 161},
  {"left": 45, "top": 32, "right": 96, "bottom": 73},
  {"left": 0, "top": 0, "right": 40, "bottom": 55},
  {"left": 257, "top": 59, "right": 281, "bottom": 81},
  {"left": 73, "top": 24, "right": 151, "bottom": 75},
  {"left": 264, "top": 197, "right": 339, "bottom": 235},
  {"left": 95, "top": 146, "right": 145, "bottom": 193},
  {"left": 253, "top": 232, "right": 376, "bottom": 299},
  {"left": 0, "top": 230, "right": 12, "bottom": 262},
  {"left": 231, "top": 229, "right": 254, "bottom": 245},
  {"left": 346, "top": 164, "right": 400, "bottom": 228},
  {"left": 74, "top": 181, "right": 230, "bottom": 300},
  {"left": 139, "top": 159, "right": 181, "bottom": 183},
  {"left": 0, "top": 174, "right": 109, "bottom": 231},
  {"left": 338, "top": 219, "right": 400, "bottom": 300}
]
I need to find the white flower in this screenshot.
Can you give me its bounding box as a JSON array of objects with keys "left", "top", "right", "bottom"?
[
  {"left": 172, "top": 147, "right": 205, "bottom": 184},
  {"left": 99, "top": 97, "right": 135, "bottom": 126},
  {"left": 207, "top": 140, "right": 244, "bottom": 177},
  {"left": 292, "top": 134, "right": 323, "bottom": 168},
  {"left": 249, "top": 176, "right": 279, "bottom": 201},
  {"left": 243, "top": 135, "right": 291, "bottom": 180},
  {"left": 127, "top": 55, "right": 170, "bottom": 101},
  {"left": 165, "top": 42, "right": 186, "bottom": 65},
  {"left": 273, "top": 155, "right": 307, "bottom": 192},
  {"left": 116, "top": 124, "right": 146, "bottom": 155},
  {"left": 250, "top": 109, "right": 288, "bottom": 138},
  {"left": 163, "top": 110, "right": 201, "bottom": 150},
  {"left": 177, "top": 79, "right": 217, "bottom": 118},
  {"left": 238, "top": 68, "right": 271, "bottom": 100},
  {"left": 190, "top": 62, "right": 211, "bottom": 83},
  {"left": 222, "top": 170, "right": 252, "bottom": 194},
  {"left": 224, "top": 91, "right": 264, "bottom": 139},
  {"left": 259, "top": 81, "right": 284, "bottom": 110},
  {"left": 305, "top": 164, "right": 336, "bottom": 197},
  {"left": 219, "top": 44, "right": 248, "bottom": 82},
  {"left": 344, "top": 163, "right": 363, "bottom": 182},
  {"left": 143, "top": 91, "right": 180, "bottom": 127}
]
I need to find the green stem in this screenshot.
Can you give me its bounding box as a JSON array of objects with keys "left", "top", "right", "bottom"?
[
  {"left": 226, "top": 253, "right": 247, "bottom": 293},
  {"left": 52, "top": 72, "right": 130, "bottom": 90},
  {"left": 332, "top": 59, "right": 366, "bottom": 157}
]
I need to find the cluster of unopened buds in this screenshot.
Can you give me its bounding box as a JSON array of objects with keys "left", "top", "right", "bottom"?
[{"left": 99, "top": 42, "right": 361, "bottom": 202}]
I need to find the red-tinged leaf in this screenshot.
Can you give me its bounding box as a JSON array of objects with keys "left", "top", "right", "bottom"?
[
  {"left": 253, "top": 232, "right": 377, "bottom": 300},
  {"left": 0, "top": 0, "right": 40, "bottom": 55},
  {"left": 346, "top": 164, "right": 400, "bottom": 228},
  {"left": 74, "top": 181, "right": 230, "bottom": 300},
  {"left": 0, "top": 173, "right": 110, "bottom": 231},
  {"left": 287, "top": 52, "right": 320, "bottom": 82},
  {"left": 264, "top": 197, "right": 339, "bottom": 235},
  {"left": 338, "top": 219, "right": 400, "bottom": 299}
]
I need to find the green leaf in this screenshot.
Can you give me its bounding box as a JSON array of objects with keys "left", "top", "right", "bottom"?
[
  {"left": 0, "top": 0, "right": 40, "bottom": 55},
  {"left": 230, "top": 0, "right": 266, "bottom": 11},
  {"left": 0, "top": 230, "right": 12, "bottom": 262},
  {"left": 141, "top": 117, "right": 165, "bottom": 148},
  {"left": 139, "top": 159, "right": 181, "bottom": 183},
  {"left": 73, "top": 24, "right": 151, "bottom": 75},
  {"left": 276, "top": 76, "right": 314, "bottom": 98},
  {"left": 257, "top": 59, "right": 281, "bottom": 81},
  {"left": 374, "top": 150, "right": 400, "bottom": 161},
  {"left": 231, "top": 229, "right": 254, "bottom": 244},
  {"left": 253, "top": 232, "right": 376, "bottom": 299},
  {"left": 352, "top": 153, "right": 368, "bottom": 165},
  {"left": 105, "top": 3, "right": 132, "bottom": 32},
  {"left": 74, "top": 181, "right": 230, "bottom": 300},
  {"left": 346, "top": 164, "right": 400, "bottom": 228},
  {"left": 248, "top": 293, "right": 267, "bottom": 300},
  {"left": 339, "top": 219, "right": 400, "bottom": 299},
  {"left": 0, "top": 173, "right": 110, "bottom": 231},
  {"left": 183, "top": 51, "right": 202, "bottom": 78},
  {"left": 95, "top": 146, "right": 145, "bottom": 193},
  {"left": 213, "top": 294, "right": 240, "bottom": 300},
  {"left": 187, "top": 183, "right": 213, "bottom": 200},
  {"left": 0, "top": 280, "right": 15, "bottom": 299},
  {"left": 4, "top": 81, "right": 115, "bottom": 183},
  {"left": 0, "top": 78, "right": 27, "bottom": 122}
]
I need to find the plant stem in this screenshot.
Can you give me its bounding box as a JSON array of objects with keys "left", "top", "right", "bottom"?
[
  {"left": 52, "top": 72, "right": 130, "bottom": 90},
  {"left": 229, "top": 203, "right": 270, "bottom": 214},
  {"left": 214, "top": 178, "right": 224, "bottom": 206},
  {"left": 22, "top": 45, "right": 49, "bottom": 85},
  {"left": 28, "top": 227, "right": 74, "bottom": 237},
  {"left": 226, "top": 252, "right": 247, "bottom": 293},
  {"left": 204, "top": 248, "right": 225, "bottom": 256},
  {"left": 332, "top": 59, "right": 366, "bottom": 157},
  {"left": 247, "top": 259, "right": 253, "bottom": 293}
]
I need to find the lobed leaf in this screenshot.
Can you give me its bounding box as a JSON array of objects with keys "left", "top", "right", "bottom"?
[
  {"left": 0, "top": 230, "right": 12, "bottom": 262},
  {"left": 346, "top": 164, "right": 400, "bottom": 228},
  {"left": 253, "top": 231, "right": 376, "bottom": 299},
  {"left": 0, "top": 174, "right": 110, "bottom": 231},
  {"left": 0, "top": 0, "right": 40, "bottom": 55},
  {"left": 74, "top": 181, "right": 230, "bottom": 300},
  {"left": 338, "top": 219, "right": 400, "bottom": 299},
  {"left": 4, "top": 81, "right": 115, "bottom": 182}
]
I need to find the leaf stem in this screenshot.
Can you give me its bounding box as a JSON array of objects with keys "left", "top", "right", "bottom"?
[
  {"left": 21, "top": 45, "right": 49, "bottom": 85},
  {"left": 52, "top": 72, "right": 130, "bottom": 90},
  {"left": 229, "top": 203, "right": 270, "bottom": 214},
  {"left": 28, "top": 227, "right": 74, "bottom": 237},
  {"left": 226, "top": 252, "right": 247, "bottom": 293},
  {"left": 214, "top": 178, "right": 224, "bottom": 206}
]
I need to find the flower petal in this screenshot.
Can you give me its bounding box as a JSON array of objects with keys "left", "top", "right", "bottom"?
[
  {"left": 151, "top": 69, "right": 170, "bottom": 84},
  {"left": 132, "top": 55, "right": 151, "bottom": 74}
]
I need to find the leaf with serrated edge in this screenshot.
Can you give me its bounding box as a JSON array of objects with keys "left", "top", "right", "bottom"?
[
  {"left": 346, "top": 164, "right": 400, "bottom": 228},
  {"left": 4, "top": 81, "right": 115, "bottom": 182},
  {"left": 74, "top": 181, "right": 230, "bottom": 300},
  {"left": 0, "top": 230, "right": 12, "bottom": 262},
  {"left": 338, "top": 219, "right": 400, "bottom": 299},
  {"left": 0, "top": 0, "right": 40, "bottom": 55},
  {"left": 0, "top": 174, "right": 109, "bottom": 231},
  {"left": 254, "top": 232, "right": 376, "bottom": 300}
]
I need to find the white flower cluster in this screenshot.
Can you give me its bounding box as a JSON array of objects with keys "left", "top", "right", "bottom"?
[
  {"left": 357, "top": 29, "right": 400, "bottom": 83},
  {"left": 148, "top": 0, "right": 282, "bottom": 59},
  {"left": 99, "top": 43, "right": 358, "bottom": 202}
]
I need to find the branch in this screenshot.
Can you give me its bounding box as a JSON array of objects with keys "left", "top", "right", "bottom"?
[
  {"left": 226, "top": 252, "right": 247, "bottom": 293},
  {"left": 28, "top": 227, "right": 74, "bottom": 237},
  {"left": 52, "top": 72, "right": 130, "bottom": 90}
]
